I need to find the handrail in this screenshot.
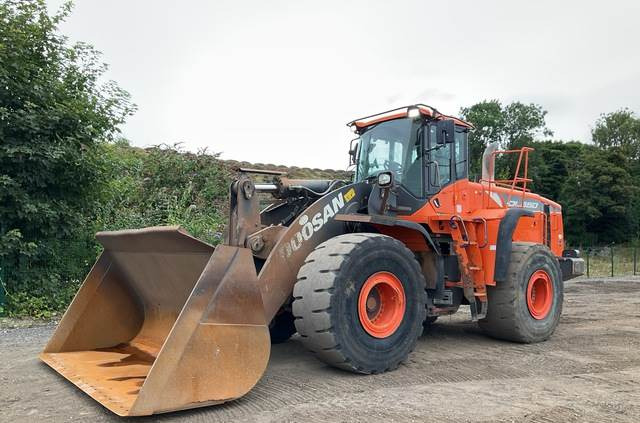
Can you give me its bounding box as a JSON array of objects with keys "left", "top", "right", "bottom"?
[
  {"left": 449, "top": 215, "right": 470, "bottom": 246},
  {"left": 482, "top": 147, "right": 534, "bottom": 208},
  {"left": 473, "top": 217, "right": 489, "bottom": 249}
]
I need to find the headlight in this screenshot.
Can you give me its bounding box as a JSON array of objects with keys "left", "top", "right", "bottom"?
[{"left": 377, "top": 171, "right": 393, "bottom": 187}]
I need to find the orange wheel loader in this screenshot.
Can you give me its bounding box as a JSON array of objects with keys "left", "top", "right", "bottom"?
[{"left": 41, "top": 104, "right": 585, "bottom": 416}]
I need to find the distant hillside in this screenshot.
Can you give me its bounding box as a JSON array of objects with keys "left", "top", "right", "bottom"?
[{"left": 223, "top": 159, "right": 354, "bottom": 181}]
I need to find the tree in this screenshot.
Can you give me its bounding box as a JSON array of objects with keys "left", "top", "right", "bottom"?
[
  {"left": 591, "top": 109, "right": 640, "bottom": 243},
  {"left": 592, "top": 109, "right": 640, "bottom": 159},
  {"left": 560, "top": 147, "right": 637, "bottom": 245},
  {"left": 460, "top": 100, "right": 552, "bottom": 179},
  {"left": 0, "top": 0, "right": 134, "bottom": 315},
  {"left": 525, "top": 140, "right": 584, "bottom": 202}
]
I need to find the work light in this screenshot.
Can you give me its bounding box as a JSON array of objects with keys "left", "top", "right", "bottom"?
[{"left": 407, "top": 107, "right": 421, "bottom": 119}]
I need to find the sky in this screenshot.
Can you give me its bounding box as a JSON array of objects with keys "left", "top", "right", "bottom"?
[{"left": 46, "top": 0, "right": 640, "bottom": 169}]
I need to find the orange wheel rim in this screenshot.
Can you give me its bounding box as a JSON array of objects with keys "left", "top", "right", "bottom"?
[
  {"left": 358, "top": 271, "right": 406, "bottom": 338},
  {"left": 526, "top": 270, "right": 553, "bottom": 320}
]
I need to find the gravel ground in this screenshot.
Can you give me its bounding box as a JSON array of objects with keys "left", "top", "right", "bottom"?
[{"left": 1, "top": 277, "right": 640, "bottom": 422}]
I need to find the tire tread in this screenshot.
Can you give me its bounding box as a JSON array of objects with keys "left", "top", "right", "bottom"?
[
  {"left": 293, "top": 233, "right": 425, "bottom": 373},
  {"left": 479, "top": 242, "right": 562, "bottom": 343}
]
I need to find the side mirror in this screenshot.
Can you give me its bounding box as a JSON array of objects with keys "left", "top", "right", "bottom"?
[
  {"left": 349, "top": 138, "right": 359, "bottom": 166},
  {"left": 436, "top": 119, "right": 455, "bottom": 145}
]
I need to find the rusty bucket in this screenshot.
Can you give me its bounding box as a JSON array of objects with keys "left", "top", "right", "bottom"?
[{"left": 40, "top": 226, "right": 270, "bottom": 416}]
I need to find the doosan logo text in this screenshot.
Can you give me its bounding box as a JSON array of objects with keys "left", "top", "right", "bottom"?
[{"left": 280, "top": 188, "right": 355, "bottom": 259}]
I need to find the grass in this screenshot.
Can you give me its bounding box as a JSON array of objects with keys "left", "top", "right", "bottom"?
[{"left": 584, "top": 247, "right": 639, "bottom": 277}]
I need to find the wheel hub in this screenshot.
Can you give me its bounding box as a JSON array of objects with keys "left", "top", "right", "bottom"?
[
  {"left": 526, "top": 269, "right": 553, "bottom": 320},
  {"left": 358, "top": 271, "right": 406, "bottom": 338}
]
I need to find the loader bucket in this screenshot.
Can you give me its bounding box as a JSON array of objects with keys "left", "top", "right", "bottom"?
[{"left": 40, "top": 226, "right": 270, "bottom": 416}]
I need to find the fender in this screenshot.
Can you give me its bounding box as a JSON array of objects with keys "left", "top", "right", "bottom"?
[
  {"left": 334, "top": 213, "right": 446, "bottom": 299},
  {"left": 494, "top": 208, "right": 534, "bottom": 282},
  {"left": 334, "top": 213, "right": 440, "bottom": 255}
]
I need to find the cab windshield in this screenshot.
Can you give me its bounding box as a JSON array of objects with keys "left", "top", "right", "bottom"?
[{"left": 355, "top": 118, "right": 422, "bottom": 196}]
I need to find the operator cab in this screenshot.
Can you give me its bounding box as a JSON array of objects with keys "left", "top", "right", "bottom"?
[{"left": 349, "top": 105, "right": 471, "bottom": 213}]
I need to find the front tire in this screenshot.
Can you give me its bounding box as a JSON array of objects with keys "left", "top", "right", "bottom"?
[
  {"left": 292, "top": 233, "right": 426, "bottom": 374},
  {"left": 479, "top": 242, "right": 563, "bottom": 343}
]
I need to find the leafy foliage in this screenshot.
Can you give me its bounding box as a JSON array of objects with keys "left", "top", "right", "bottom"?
[
  {"left": 96, "top": 142, "right": 232, "bottom": 244},
  {"left": 558, "top": 146, "right": 637, "bottom": 245},
  {"left": 0, "top": 0, "right": 134, "bottom": 316},
  {"left": 460, "top": 100, "right": 552, "bottom": 179},
  {"left": 525, "top": 141, "right": 584, "bottom": 202},
  {"left": 592, "top": 109, "right": 640, "bottom": 159}
]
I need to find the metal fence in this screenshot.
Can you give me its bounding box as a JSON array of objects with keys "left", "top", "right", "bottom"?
[
  {"left": 0, "top": 258, "right": 16, "bottom": 310},
  {"left": 582, "top": 246, "right": 640, "bottom": 278},
  {"left": 0, "top": 265, "right": 5, "bottom": 309}
]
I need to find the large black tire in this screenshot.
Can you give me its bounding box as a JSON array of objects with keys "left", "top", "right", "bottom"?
[
  {"left": 479, "top": 242, "right": 563, "bottom": 343},
  {"left": 292, "top": 233, "right": 426, "bottom": 374},
  {"left": 269, "top": 309, "right": 296, "bottom": 344}
]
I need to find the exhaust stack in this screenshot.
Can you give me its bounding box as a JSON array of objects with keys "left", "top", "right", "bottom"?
[{"left": 481, "top": 141, "right": 500, "bottom": 184}]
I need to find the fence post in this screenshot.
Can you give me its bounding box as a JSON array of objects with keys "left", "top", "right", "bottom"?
[
  {"left": 0, "top": 259, "right": 5, "bottom": 311},
  {"left": 634, "top": 247, "right": 637, "bottom": 276},
  {"left": 586, "top": 249, "right": 590, "bottom": 278},
  {"left": 610, "top": 246, "right": 614, "bottom": 277}
]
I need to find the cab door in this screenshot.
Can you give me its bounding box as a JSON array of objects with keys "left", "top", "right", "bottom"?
[
  {"left": 426, "top": 123, "right": 469, "bottom": 194},
  {"left": 426, "top": 124, "right": 453, "bottom": 196}
]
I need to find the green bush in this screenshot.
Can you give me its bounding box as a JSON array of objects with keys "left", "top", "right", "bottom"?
[
  {"left": 96, "top": 142, "right": 232, "bottom": 244},
  {"left": 0, "top": 140, "right": 233, "bottom": 317},
  {"left": 0, "top": 0, "right": 133, "bottom": 316}
]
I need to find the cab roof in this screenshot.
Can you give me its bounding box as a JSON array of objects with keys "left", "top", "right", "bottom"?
[{"left": 347, "top": 104, "right": 473, "bottom": 132}]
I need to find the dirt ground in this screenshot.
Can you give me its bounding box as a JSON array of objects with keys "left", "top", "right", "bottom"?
[{"left": 1, "top": 277, "right": 640, "bottom": 422}]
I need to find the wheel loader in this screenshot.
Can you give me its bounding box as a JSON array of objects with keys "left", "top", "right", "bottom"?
[{"left": 41, "top": 104, "right": 585, "bottom": 416}]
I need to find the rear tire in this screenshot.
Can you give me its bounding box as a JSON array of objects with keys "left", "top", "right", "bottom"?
[
  {"left": 293, "top": 233, "right": 426, "bottom": 374},
  {"left": 479, "top": 242, "right": 563, "bottom": 343}
]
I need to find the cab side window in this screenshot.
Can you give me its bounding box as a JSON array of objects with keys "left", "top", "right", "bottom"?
[
  {"left": 433, "top": 143, "right": 451, "bottom": 185},
  {"left": 454, "top": 129, "right": 468, "bottom": 179},
  {"left": 401, "top": 137, "right": 423, "bottom": 197}
]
